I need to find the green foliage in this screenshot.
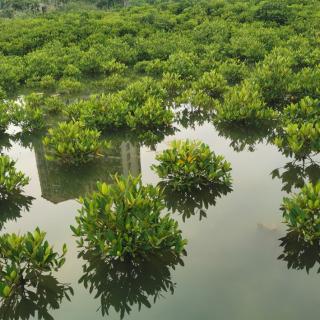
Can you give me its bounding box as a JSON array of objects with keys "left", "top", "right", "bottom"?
[
  {"left": 274, "top": 97, "right": 320, "bottom": 158},
  {"left": 57, "top": 78, "right": 83, "bottom": 95},
  {"left": 66, "top": 93, "right": 129, "bottom": 129},
  {"left": 71, "top": 174, "right": 187, "bottom": 259},
  {"left": 164, "top": 51, "right": 198, "bottom": 80},
  {"left": 11, "top": 99, "right": 45, "bottom": 133},
  {"left": 182, "top": 70, "right": 228, "bottom": 109},
  {"left": 126, "top": 96, "right": 174, "bottom": 130},
  {"left": 253, "top": 49, "right": 293, "bottom": 107},
  {"left": 281, "top": 182, "right": 320, "bottom": 243},
  {"left": 152, "top": 140, "right": 232, "bottom": 191},
  {"left": 0, "top": 155, "right": 29, "bottom": 200},
  {"left": 217, "top": 59, "right": 248, "bottom": 86},
  {"left": 216, "top": 80, "right": 277, "bottom": 123},
  {"left": 43, "top": 121, "right": 108, "bottom": 165},
  {"left": 0, "top": 104, "right": 10, "bottom": 133},
  {"left": 0, "top": 228, "right": 67, "bottom": 300},
  {"left": 254, "top": 1, "right": 290, "bottom": 25}
]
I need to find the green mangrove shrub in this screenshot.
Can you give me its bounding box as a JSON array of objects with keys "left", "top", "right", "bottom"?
[
  {"left": 12, "top": 104, "right": 45, "bottom": 133},
  {"left": 126, "top": 97, "right": 174, "bottom": 130},
  {"left": 281, "top": 182, "right": 320, "bottom": 243},
  {"left": 253, "top": 49, "right": 293, "bottom": 107},
  {"left": 274, "top": 97, "right": 320, "bottom": 158},
  {"left": 43, "top": 121, "right": 109, "bottom": 165},
  {"left": 0, "top": 104, "right": 10, "bottom": 133},
  {"left": 215, "top": 80, "right": 277, "bottom": 123},
  {"left": 181, "top": 70, "right": 227, "bottom": 109},
  {"left": 0, "top": 228, "right": 67, "bottom": 299},
  {"left": 71, "top": 174, "right": 187, "bottom": 259},
  {"left": 152, "top": 140, "right": 232, "bottom": 191},
  {"left": 0, "top": 155, "right": 29, "bottom": 200},
  {"left": 66, "top": 94, "right": 130, "bottom": 130}
]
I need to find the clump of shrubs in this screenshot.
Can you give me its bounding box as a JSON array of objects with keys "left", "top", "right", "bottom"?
[
  {"left": 65, "top": 89, "right": 174, "bottom": 132},
  {"left": 0, "top": 155, "right": 29, "bottom": 200},
  {"left": 0, "top": 228, "right": 67, "bottom": 299},
  {"left": 126, "top": 96, "right": 174, "bottom": 130},
  {"left": 152, "top": 140, "right": 232, "bottom": 191},
  {"left": 274, "top": 97, "right": 320, "bottom": 158},
  {"left": 281, "top": 182, "right": 320, "bottom": 243},
  {"left": 215, "top": 80, "right": 277, "bottom": 123},
  {"left": 181, "top": 70, "right": 227, "bottom": 109},
  {"left": 43, "top": 121, "right": 109, "bottom": 165},
  {"left": 0, "top": 104, "right": 10, "bottom": 133},
  {"left": 12, "top": 103, "right": 45, "bottom": 133},
  {"left": 71, "top": 174, "right": 187, "bottom": 259}
]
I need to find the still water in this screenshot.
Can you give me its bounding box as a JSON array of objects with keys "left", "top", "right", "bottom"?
[{"left": 1, "top": 121, "right": 320, "bottom": 320}]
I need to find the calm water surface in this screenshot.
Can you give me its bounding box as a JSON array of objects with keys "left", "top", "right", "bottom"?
[{"left": 1, "top": 122, "right": 320, "bottom": 320}]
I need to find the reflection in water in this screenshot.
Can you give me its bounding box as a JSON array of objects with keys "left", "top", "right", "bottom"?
[
  {"left": 176, "top": 107, "right": 213, "bottom": 129},
  {"left": 31, "top": 136, "right": 141, "bottom": 204},
  {"left": 0, "top": 133, "right": 12, "bottom": 153},
  {"left": 271, "top": 159, "right": 320, "bottom": 193},
  {"left": 215, "top": 122, "right": 275, "bottom": 152},
  {"left": 161, "top": 183, "right": 232, "bottom": 222},
  {"left": 0, "top": 275, "right": 73, "bottom": 320},
  {"left": 278, "top": 231, "right": 320, "bottom": 274},
  {"left": 79, "top": 250, "right": 185, "bottom": 319},
  {"left": 130, "top": 127, "right": 178, "bottom": 150},
  {"left": 0, "top": 194, "right": 34, "bottom": 230}
]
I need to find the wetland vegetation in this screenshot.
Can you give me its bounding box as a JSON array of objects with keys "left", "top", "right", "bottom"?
[{"left": 0, "top": 0, "right": 320, "bottom": 319}]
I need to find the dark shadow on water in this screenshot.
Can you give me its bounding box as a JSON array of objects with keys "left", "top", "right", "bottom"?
[
  {"left": 271, "top": 158, "right": 320, "bottom": 193},
  {"left": 278, "top": 231, "right": 320, "bottom": 274},
  {"left": 214, "top": 121, "right": 275, "bottom": 152},
  {"left": 0, "top": 194, "right": 34, "bottom": 230},
  {"left": 78, "top": 250, "right": 185, "bottom": 319},
  {"left": 176, "top": 107, "right": 214, "bottom": 129},
  {"left": 0, "top": 274, "right": 73, "bottom": 320},
  {"left": 0, "top": 133, "right": 12, "bottom": 153},
  {"left": 160, "top": 183, "right": 233, "bottom": 222}
]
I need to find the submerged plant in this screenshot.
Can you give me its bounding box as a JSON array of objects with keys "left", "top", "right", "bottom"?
[
  {"left": 71, "top": 174, "right": 187, "bottom": 259},
  {"left": 0, "top": 228, "right": 67, "bottom": 300},
  {"left": 281, "top": 182, "right": 320, "bottom": 243},
  {"left": 152, "top": 140, "right": 232, "bottom": 191},
  {"left": 43, "top": 121, "right": 109, "bottom": 165},
  {"left": 0, "top": 155, "right": 29, "bottom": 200}
]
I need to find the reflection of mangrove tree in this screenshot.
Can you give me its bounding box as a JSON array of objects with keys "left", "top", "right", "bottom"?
[
  {"left": 271, "top": 159, "right": 320, "bottom": 193},
  {"left": 278, "top": 231, "right": 320, "bottom": 274},
  {"left": 176, "top": 106, "right": 214, "bottom": 129},
  {"left": 215, "top": 121, "right": 275, "bottom": 152},
  {"left": 0, "top": 274, "right": 73, "bottom": 320},
  {"left": 0, "top": 194, "right": 34, "bottom": 230},
  {"left": 161, "top": 183, "right": 232, "bottom": 222},
  {"left": 0, "top": 133, "right": 11, "bottom": 153},
  {"left": 31, "top": 134, "right": 141, "bottom": 204},
  {"left": 79, "top": 250, "right": 185, "bottom": 319}
]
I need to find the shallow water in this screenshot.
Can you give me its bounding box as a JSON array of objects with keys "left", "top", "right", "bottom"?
[{"left": 1, "top": 121, "right": 320, "bottom": 320}]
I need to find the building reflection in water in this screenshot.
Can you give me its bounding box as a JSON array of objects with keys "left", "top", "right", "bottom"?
[{"left": 33, "top": 138, "right": 141, "bottom": 204}]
